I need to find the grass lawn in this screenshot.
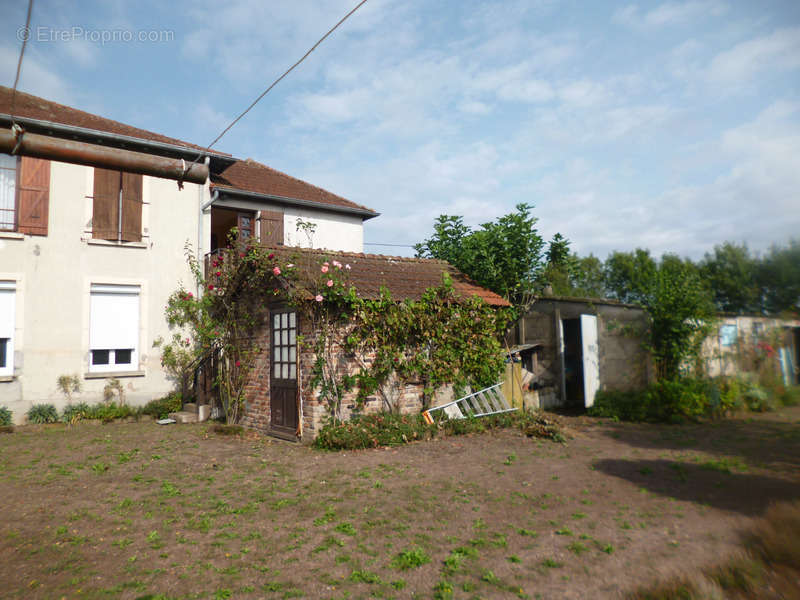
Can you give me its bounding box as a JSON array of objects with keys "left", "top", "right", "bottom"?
[{"left": 0, "top": 407, "right": 798, "bottom": 599}]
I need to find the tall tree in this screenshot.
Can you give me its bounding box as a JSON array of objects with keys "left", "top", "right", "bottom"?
[
  {"left": 699, "top": 242, "right": 759, "bottom": 313},
  {"left": 758, "top": 239, "right": 800, "bottom": 315},
  {"left": 603, "top": 248, "right": 657, "bottom": 304},
  {"left": 415, "top": 203, "right": 545, "bottom": 309}
]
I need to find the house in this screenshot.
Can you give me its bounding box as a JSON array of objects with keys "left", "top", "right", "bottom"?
[
  {"left": 512, "top": 296, "right": 800, "bottom": 410},
  {"left": 0, "top": 86, "right": 377, "bottom": 423},
  {"left": 235, "top": 247, "right": 510, "bottom": 440}
]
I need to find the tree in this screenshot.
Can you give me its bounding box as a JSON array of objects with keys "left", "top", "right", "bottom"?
[
  {"left": 642, "top": 257, "right": 715, "bottom": 380},
  {"left": 570, "top": 254, "right": 607, "bottom": 298},
  {"left": 604, "top": 248, "right": 657, "bottom": 304},
  {"left": 699, "top": 242, "right": 759, "bottom": 313},
  {"left": 415, "top": 203, "right": 545, "bottom": 309},
  {"left": 757, "top": 240, "right": 800, "bottom": 315}
]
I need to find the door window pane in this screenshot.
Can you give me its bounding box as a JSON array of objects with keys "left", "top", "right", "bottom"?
[
  {"left": 289, "top": 313, "right": 296, "bottom": 328},
  {"left": 289, "top": 364, "right": 296, "bottom": 379}
]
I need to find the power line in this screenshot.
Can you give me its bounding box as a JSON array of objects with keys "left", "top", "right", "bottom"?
[
  {"left": 10, "top": 0, "right": 34, "bottom": 121},
  {"left": 182, "top": 0, "right": 369, "bottom": 182}
]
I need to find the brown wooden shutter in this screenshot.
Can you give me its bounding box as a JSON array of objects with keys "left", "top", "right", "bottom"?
[
  {"left": 120, "top": 172, "right": 143, "bottom": 242},
  {"left": 93, "top": 168, "right": 120, "bottom": 240},
  {"left": 17, "top": 157, "right": 50, "bottom": 236},
  {"left": 259, "top": 209, "right": 284, "bottom": 246}
]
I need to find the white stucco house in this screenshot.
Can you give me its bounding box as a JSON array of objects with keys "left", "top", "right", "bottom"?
[{"left": 0, "top": 86, "right": 377, "bottom": 423}]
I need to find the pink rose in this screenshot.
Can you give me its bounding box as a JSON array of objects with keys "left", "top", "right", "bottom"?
[
  {"left": 273, "top": 266, "right": 281, "bottom": 276},
  {"left": 187, "top": 292, "right": 193, "bottom": 298},
  {"left": 326, "top": 279, "right": 334, "bottom": 287},
  {"left": 333, "top": 260, "right": 342, "bottom": 268},
  {"left": 315, "top": 294, "right": 323, "bottom": 302},
  {"left": 321, "top": 265, "right": 329, "bottom": 273}
]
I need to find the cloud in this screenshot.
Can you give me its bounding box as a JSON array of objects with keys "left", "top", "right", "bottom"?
[
  {"left": 0, "top": 45, "right": 72, "bottom": 104},
  {"left": 708, "top": 27, "right": 800, "bottom": 86},
  {"left": 613, "top": 1, "right": 728, "bottom": 29}
]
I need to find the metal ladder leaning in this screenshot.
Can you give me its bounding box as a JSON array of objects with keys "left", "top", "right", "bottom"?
[{"left": 422, "top": 382, "right": 517, "bottom": 425}]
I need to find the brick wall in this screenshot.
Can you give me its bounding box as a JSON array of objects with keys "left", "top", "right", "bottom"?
[{"left": 241, "top": 311, "right": 426, "bottom": 440}]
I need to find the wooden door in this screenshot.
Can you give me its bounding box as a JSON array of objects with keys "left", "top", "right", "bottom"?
[{"left": 270, "top": 308, "right": 298, "bottom": 436}]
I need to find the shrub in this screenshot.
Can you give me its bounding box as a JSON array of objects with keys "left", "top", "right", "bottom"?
[
  {"left": 0, "top": 406, "right": 12, "bottom": 426},
  {"left": 778, "top": 385, "right": 800, "bottom": 407},
  {"left": 91, "top": 402, "right": 137, "bottom": 422},
  {"left": 313, "top": 410, "right": 564, "bottom": 450},
  {"left": 27, "top": 404, "right": 59, "bottom": 424},
  {"left": 62, "top": 402, "right": 93, "bottom": 423},
  {"left": 142, "top": 393, "right": 183, "bottom": 419},
  {"left": 591, "top": 378, "right": 714, "bottom": 423}
]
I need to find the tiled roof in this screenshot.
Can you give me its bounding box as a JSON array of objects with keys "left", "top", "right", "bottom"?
[
  {"left": 0, "top": 86, "right": 207, "bottom": 151},
  {"left": 212, "top": 159, "right": 377, "bottom": 216},
  {"left": 272, "top": 246, "right": 510, "bottom": 307}
]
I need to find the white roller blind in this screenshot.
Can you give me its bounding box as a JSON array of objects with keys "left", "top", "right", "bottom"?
[
  {"left": 90, "top": 284, "right": 140, "bottom": 350},
  {"left": 0, "top": 283, "right": 15, "bottom": 338}
]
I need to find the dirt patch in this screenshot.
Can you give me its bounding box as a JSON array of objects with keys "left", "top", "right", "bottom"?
[{"left": 0, "top": 407, "right": 798, "bottom": 599}]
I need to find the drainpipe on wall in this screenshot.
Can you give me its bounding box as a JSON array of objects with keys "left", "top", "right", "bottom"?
[{"left": 197, "top": 181, "right": 217, "bottom": 296}]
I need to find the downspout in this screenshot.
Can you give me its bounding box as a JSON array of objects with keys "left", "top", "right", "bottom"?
[{"left": 196, "top": 161, "right": 214, "bottom": 297}]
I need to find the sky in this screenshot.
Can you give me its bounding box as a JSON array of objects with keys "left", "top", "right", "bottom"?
[{"left": 1, "top": 0, "right": 799, "bottom": 260}]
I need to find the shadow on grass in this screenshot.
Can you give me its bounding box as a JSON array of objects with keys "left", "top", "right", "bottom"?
[
  {"left": 593, "top": 458, "right": 800, "bottom": 516},
  {"left": 593, "top": 408, "right": 800, "bottom": 473}
]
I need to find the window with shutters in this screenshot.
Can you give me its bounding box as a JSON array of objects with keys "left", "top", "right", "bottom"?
[
  {"left": 92, "top": 169, "right": 143, "bottom": 242},
  {"left": 259, "top": 209, "right": 284, "bottom": 246},
  {"left": 0, "top": 152, "right": 50, "bottom": 235},
  {"left": 89, "top": 284, "right": 140, "bottom": 372},
  {"left": 0, "top": 281, "right": 16, "bottom": 377}
]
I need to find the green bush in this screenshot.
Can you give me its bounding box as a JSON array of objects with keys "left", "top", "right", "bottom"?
[
  {"left": 62, "top": 402, "right": 92, "bottom": 423},
  {"left": 142, "top": 393, "right": 183, "bottom": 419},
  {"left": 0, "top": 406, "right": 12, "bottom": 426},
  {"left": 27, "top": 404, "right": 59, "bottom": 424},
  {"left": 313, "top": 410, "right": 564, "bottom": 451},
  {"left": 778, "top": 386, "right": 800, "bottom": 407},
  {"left": 591, "top": 378, "right": 713, "bottom": 423}
]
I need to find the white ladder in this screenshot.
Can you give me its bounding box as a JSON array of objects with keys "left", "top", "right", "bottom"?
[{"left": 422, "top": 382, "right": 516, "bottom": 425}]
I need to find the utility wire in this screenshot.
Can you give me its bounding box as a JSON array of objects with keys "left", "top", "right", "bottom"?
[
  {"left": 10, "top": 0, "right": 34, "bottom": 122},
  {"left": 183, "top": 0, "right": 369, "bottom": 180}
]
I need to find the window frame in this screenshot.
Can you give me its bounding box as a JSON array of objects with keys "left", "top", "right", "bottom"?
[
  {"left": 0, "top": 281, "right": 16, "bottom": 377},
  {"left": 88, "top": 283, "right": 141, "bottom": 374}
]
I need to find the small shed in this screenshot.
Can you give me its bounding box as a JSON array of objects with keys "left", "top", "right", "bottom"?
[
  {"left": 238, "top": 249, "right": 510, "bottom": 441},
  {"left": 511, "top": 296, "right": 653, "bottom": 409}
]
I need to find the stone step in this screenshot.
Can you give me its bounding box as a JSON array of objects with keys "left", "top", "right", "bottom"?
[
  {"left": 183, "top": 403, "right": 198, "bottom": 413},
  {"left": 169, "top": 411, "right": 198, "bottom": 424}
]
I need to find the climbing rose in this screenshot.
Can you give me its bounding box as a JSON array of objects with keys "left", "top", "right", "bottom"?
[
  {"left": 332, "top": 260, "right": 342, "bottom": 268},
  {"left": 287, "top": 263, "right": 295, "bottom": 268},
  {"left": 235, "top": 360, "right": 241, "bottom": 367},
  {"left": 345, "top": 264, "right": 351, "bottom": 270},
  {"left": 315, "top": 294, "right": 323, "bottom": 302},
  {"left": 273, "top": 266, "right": 281, "bottom": 276},
  {"left": 321, "top": 265, "right": 329, "bottom": 273},
  {"left": 215, "top": 271, "right": 221, "bottom": 277},
  {"left": 326, "top": 279, "right": 334, "bottom": 287},
  {"left": 268, "top": 253, "right": 275, "bottom": 259},
  {"left": 187, "top": 292, "right": 193, "bottom": 298},
  {"left": 208, "top": 284, "right": 214, "bottom": 291}
]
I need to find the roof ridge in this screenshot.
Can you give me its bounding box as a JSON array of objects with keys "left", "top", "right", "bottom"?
[
  {"left": 264, "top": 244, "right": 450, "bottom": 264},
  {"left": 230, "top": 158, "right": 375, "bottom": 214},
  {"left": 0, "top": 85, "right": 205, "bottom": 152}
]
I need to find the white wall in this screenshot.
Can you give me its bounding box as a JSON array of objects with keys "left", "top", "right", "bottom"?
[
  {"left": 0, "top": 158, "right": 208, "bottom": 422},
  {"left": 212, "top": 196, "right": 365, "bottom": 253},
  {"left": 283, "top": 206, "right": 363, "bottom": 253}
]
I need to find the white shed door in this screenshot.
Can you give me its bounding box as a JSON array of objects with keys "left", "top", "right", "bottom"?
[{"left": 580, "top": 314, "right": 599, "bottom": 408}]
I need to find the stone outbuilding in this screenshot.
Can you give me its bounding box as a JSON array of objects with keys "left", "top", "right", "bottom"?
[{"left": 237, "top": 249, "right": 510, "bottom": 441}]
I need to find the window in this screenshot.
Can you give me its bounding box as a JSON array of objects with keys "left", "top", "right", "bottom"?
[
  {"left": 0, "top": 281, "right": 15, "bottom": 377},
  {"left": 272, "top": 311, "right": 297, "bottom": 380},
  {"left": 89, "top": 284, "right": 140, "bottom": 372},
  {"left": 0, "top": 153, "right": 50, "bottom": 235},
  {"left": 92, "top": 168, "right": 142, "bottom": 242},
  {"left": 719, "top": 324, "right": 738, "bottom": 347}
]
